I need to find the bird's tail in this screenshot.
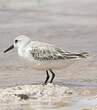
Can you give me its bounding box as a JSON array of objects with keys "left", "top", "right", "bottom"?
[{"left": 76, "top": 52, "right": 89, "bottom": 58}]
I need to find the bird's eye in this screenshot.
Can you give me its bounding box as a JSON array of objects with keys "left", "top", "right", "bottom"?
[{"left": 15, "top": 40, "right": 18, "bottom": 43}]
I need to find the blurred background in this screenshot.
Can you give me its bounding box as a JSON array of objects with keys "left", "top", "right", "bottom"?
[
  {"left": 0, "top": 0, "right": 97, "bottom": 87},
  {"left": 1, "top": 0, "right": 97, "bottom": 54}
]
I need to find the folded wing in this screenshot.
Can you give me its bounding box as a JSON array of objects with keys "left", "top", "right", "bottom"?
[{"left": 29, "top": 44, "right": 88, "bottom": 61}]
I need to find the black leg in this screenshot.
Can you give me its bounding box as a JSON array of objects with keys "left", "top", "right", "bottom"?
[
  {"left": 44, "top": 70, "right": 50, "bottom": 84},
  {"left": 49, "top": 69, "right": 55, "bottom": 83}
]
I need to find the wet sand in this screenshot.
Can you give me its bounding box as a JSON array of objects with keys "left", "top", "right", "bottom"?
[{"left": 0, "top": 0, "right": 97, "bottom": 109}]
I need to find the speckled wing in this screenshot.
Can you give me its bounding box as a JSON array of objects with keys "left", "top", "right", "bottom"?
[
  {"left": 30, "top": 42, "right": 88, "bottom": 61},
  {"left": 29, "top": 44, "right": 87, "bottom": 61},
  {"left": 29, "top": 45, "right": 66, "bottom": 61}
]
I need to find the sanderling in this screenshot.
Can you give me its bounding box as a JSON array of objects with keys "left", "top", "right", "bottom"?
[{"left": 3, "top": 35, "right": 88, "bottom": 84}]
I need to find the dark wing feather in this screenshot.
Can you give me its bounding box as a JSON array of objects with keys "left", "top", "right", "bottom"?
[
  {"left": 29, "top": 45, "right": 88, "bottom": 61},
  {"left": 30, "top": 46, "right": 65, "bottom": 61}
]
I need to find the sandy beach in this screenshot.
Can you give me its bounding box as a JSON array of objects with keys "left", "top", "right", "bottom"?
[{"left": 0, "top": 0, "right": 97, "bottom": 109}]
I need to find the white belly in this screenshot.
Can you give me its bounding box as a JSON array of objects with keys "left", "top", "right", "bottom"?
[{"left": 29, "top": 59, "right": 77, "bottom": 70}]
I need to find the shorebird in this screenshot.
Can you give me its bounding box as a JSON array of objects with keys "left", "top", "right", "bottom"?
[{"left": 3, "top": 35, "right": 88, "bottom": 84}]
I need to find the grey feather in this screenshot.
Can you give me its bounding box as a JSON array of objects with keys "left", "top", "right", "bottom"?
[{"left": 29, "top": 46, "right": 88, "bottom": 61}]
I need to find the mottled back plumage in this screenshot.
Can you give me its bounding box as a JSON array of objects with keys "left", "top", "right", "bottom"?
[{"left": 27, "top": 41, "right": 88, "bottom": 61}]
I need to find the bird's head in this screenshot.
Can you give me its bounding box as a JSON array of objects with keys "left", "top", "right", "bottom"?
[{"left": 3, "top": 35, "right": 31, "bottom": 53}]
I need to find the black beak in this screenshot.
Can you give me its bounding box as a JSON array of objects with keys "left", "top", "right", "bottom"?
[{"left": 3, "top": 45, "right": 14, "bottom": 53}]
